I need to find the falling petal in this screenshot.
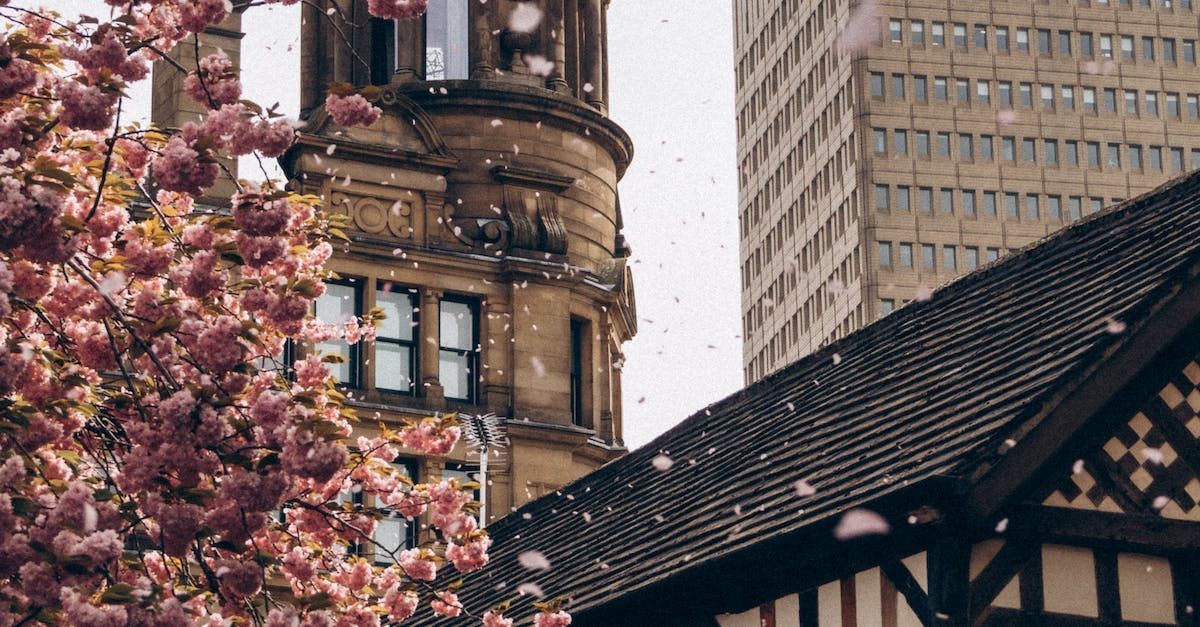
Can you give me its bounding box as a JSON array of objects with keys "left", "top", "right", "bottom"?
[
  {"left": 508, "top": 3, "right": 543, "bottom": 33},
  {"left": 1073, "top": 459, "right": 1085, "bottom": 475},
  {"left": 996, "top": 109, "right": 1017, "bottom": 125},
  {"left": 794, "top": 480, "right": 817, "bottom": 498},
  {"left": 651, "top": 454, "right": 674, "bottom": 471},
  {"left": 995, "top": 518, "right": 1009, "bottom": 533},
  {"left": 517, "top": 550, "right": 551, "bottom": 571},
  {"left": 516, "top": 582, "right": 544, "bottom": 597},
  {"left": 833, "top": 508, "right": 891, "bottom": 540}
]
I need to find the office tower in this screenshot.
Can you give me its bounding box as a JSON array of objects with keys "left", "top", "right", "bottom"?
[
  {"left": 736, "top": 0, "right": 1200, "bottom": 383},
  {"left": 152, "top": 0, "right": 637, "bottom": 558}
]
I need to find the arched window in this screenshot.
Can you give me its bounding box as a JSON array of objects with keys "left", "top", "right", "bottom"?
[{"left": 425, "top": 0, "right": 469, "bottom": 80}]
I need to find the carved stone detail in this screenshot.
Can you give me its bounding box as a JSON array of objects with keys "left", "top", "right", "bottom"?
[{"left": 330, "top": 191, "right": 414, "bottom": 240}]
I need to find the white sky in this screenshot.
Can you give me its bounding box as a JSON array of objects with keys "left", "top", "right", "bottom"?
[{"left": 19, "top": 0, "right": 742, "bottom": 450}]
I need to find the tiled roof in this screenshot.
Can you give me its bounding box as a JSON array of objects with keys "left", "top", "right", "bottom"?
[{"left": 418, "top": 170, "right": 1200, "bottom": 624}]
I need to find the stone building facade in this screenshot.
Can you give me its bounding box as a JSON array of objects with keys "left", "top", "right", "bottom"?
[
  {"left": 736, "top": 0, "right": 1200, "bottom": 383},
  {"left": 151, "top": 0, "right": 635, "bottom": 562}
]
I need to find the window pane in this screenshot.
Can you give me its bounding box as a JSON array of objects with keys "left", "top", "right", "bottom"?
[
  {"left": 425, "top": 0, "right": 470, "bottom": 79},
  {"left": 315, "top": 282, "right": 359, "bottom": 384},
  {"left": 377, "top": 288, "right": 415, "bottom": 341},
  {"left": 376, "top": 343, "right": 412, "bottom": 392},
  {"left": 439, "top": 351, "right": 471, "bottom": 399},
  {"left": 440, "top": 300, "right": 474, "bottom": 350}
]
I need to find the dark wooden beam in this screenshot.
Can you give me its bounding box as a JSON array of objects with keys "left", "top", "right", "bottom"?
[
  {"left": 1083, "top": 451, "right": 1155, "bottom": 514},
  {"left": 929, "top": 538, "right": 970, "bottom": 626},
  {"left": 1002, "top": 504, "right": 1200, "bottom": 553},
  {"left": 1172, "top": 553, "right": 1200, "bottom": 627},
  {"left": 1017, "top": 544, "right": 1043, "bottom": 614},
  {"left": 1093, "top": 549, "right": 1120, "bottom": 623},
  {"left": 798, "top": 588, "right": 818, "bottom": 627},
  {"left": 881, "top": 560, "right": 932, "bottom": 627},
  {"left": 968, "top": 541, "right": 1038, "bottom": 624}
]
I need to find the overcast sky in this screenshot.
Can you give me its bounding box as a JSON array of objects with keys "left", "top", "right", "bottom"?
[{"left": 23, "top": 0, "right": 742, "bottom": 449}]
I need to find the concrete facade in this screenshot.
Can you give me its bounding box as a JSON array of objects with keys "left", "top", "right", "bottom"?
[
  {"left": 736, "top": 0, "right": 1200, "bottom": 383},
  {"left": 150, "top": 0, "right": 635, "bottom": 544}
]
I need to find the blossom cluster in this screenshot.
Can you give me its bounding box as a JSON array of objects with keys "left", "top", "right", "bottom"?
[{"left": 0, "top": 1, "right": 547, "bottom": 626}]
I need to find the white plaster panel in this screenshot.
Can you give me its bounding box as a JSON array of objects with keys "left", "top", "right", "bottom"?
[
  {"left": 1118, "top": 552, "right": 1175, "bottom": 624},
  {"left": 776, "top": 593, "right": 801, "bottom": 627},
  {"left": 818, "top": 581, "right": 842, "bottom": 627},
  {"left": 855, "top": 568, "right": 884, "bottom": 627},
  {"left": 1042, "top": 544, "right": 1099, "bottom": 617}
]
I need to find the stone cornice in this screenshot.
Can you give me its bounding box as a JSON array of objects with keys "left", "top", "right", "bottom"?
[{"left": 399, "top": 80, "right": 635, "bottom": 179}]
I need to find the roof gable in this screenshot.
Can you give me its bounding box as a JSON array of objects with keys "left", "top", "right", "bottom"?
[{"left": 418, "top": 172, "right": 1200, "bottom": 625}]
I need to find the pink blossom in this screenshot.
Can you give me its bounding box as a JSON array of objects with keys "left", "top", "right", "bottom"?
[
  {"left": 216, "top": 559, "right": 263, "bottom": 598},
  {"left": 281, "top": 433, "right": 346, "bottom": 482},
  {"left": 175, "top": 249, "right": 227, "bottom": 298},
  {"left": 483, "top": 611, "right": 515, "bottom": 627},
  {"left": 178, "top": 0, "right": 232, "bottom": 33},
  {"left": 397, "top": 548, "right": 437, "bottom": 581},
  {"left": 153, "top": 137, "right": 218, "bottom": 195},
  {"left": 60, "top": 30, "right": 148, "bottom": 82},
  {"left": 399, "top": 419, "right": 461, "bottom": 455},
  {"left": 254, "top": 117, "right": 296, "bottom": 157},
  {"left": 366, "top": 0, "right": 428, "bottom": 21},
  {"left": 233, "top": 191, "right": 293, "bottom": 236},
  {"left": 58, "top": 80, "right": 119, "bottom": 131},
  {"left": 430, "top": 590, "right": 462, "bottom": 618},
  {"left": 236, "top": 232, "right": 287, "bottom": 267},
  {"left": 445, "top": 535, "right": 491, "bottom": 572},
  {"left": 184, "top": 50, "right": 242, "bottom": 107},
  {"left": 282, "top": 547, "right": 317, "bottom": 584},
  {"left": 0, "top": 52, "right": 36, "bottom": 99},
  {"left": 383, "top": 587, "right": 418, "bottom": 621},
  {"left": 0, "top": 178, "right": 57, "bottom": 252},
  {"left": 534, "top": 610, "right": 573, "bottom": 627},
  {"left": 325, "top": 94, "right": 381, "bottom": 127},
  {"left": 194, "top": 315, "right": 245, "bottom": 373}
]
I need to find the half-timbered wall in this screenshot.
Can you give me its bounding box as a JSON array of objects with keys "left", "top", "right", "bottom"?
[{"left": 715, "top": 541, "right": 1180, "bottom": 626}]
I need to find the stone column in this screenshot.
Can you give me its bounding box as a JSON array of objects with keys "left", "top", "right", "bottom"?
[
  {"left": 597, "top": 314, "right": 613, "bottom": 442},
  {"left": 299, "top": 0, "right": 324, "bottom": 115},
  {"left": 469, "top": 0, "right": 496, "bottom": 79},
  {"left": 545, "top": 0, "right": 570, "bottom": 92},
  {"left": 611, "top": 346, "right": 624, "bottom": 447},
  {"left": 600, "top": 0, "right": 610, "bottom": 112},
  {"left": 581, "top": 0, "right": 605, "bottom": 110},
  {"left": 421, "top": 289, "right": 444, "bottom": 401},
  {"left": 394, "top": 16, "right": 422, "bottom": 81},
  {"left": 330, "top": 0, "right": 355, "bottom": 85},
  {"left": 350, "top": 0, "right": 373, "bottom": 86},
  {"left": 482, "top": 299, "right": 513, "bottom": 415}
]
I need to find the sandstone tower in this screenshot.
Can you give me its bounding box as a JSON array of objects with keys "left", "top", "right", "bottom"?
[{"left": 152, "top": 0, "right": 635, "bottom": 563}]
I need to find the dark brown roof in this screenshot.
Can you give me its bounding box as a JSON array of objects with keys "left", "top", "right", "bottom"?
[{"left": 418, "top": 170, "right": 1200, "bottom": 625}]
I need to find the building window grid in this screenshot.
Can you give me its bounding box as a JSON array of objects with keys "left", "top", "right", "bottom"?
[{"left": 375, "top": 283, "right": 419, "bottom": 394}]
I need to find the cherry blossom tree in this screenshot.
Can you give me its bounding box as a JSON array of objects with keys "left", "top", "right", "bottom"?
[{"left": 0, "top": 0, "right": 551, "bottom": 624}]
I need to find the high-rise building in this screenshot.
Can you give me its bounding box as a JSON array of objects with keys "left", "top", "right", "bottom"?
[
  {"left": 735, "top": 0, "right": 1200, "bottom": 383},
  {"left": 152, "top": 0, "right": 636, "bottom": 561}
]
